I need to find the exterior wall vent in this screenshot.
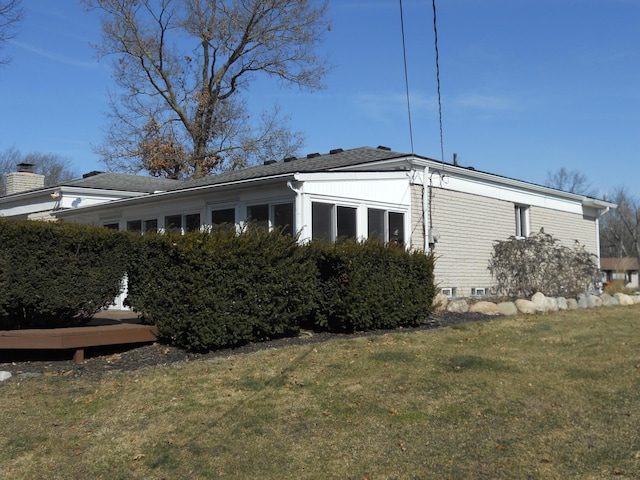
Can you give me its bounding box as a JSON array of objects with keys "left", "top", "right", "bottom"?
[{"left": 440, "top": 287, "right": 455, "bottom": 297}]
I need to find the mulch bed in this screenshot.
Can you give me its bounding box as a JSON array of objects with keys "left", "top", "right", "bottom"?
[{"left": 0, "top": 312, "right": 495, "bottom": 380}]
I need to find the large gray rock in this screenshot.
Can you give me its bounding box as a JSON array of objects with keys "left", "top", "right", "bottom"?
[
  {"left": 632, "top": 295, "right": 640, "bottom": 304},
  {"left": 566, "top": 298, "right": 579, "bottom": 310},
  {"left": 447, "top": 299, "right": 469, "bottom": 313},
  {"left": 498, "top": 301, "right": 518, "bottom": 316},
  {"left": 614, "top": 293, "right": 634, "bottom": 306},
  {"left": 531, "top": 292, "right": 548, "bottom": 312},
  {"left": 599, "top": 293, "right": 614, "bottom": 306},
  {"left": 469, "top": 301, "right": 500, "bottom": 315},
  {"left": 545, "top": 297, "right": 559, "bottom": 312},
  {"left": 577, "top": 293, "right": 597, "bottom": 309},
  {"left": 515, "top": 299, "right": 537, "bottom": 315},
  {"left": 433, "top": 293, "right": 449, "bottom": 313},
  {"left": 593, "top": 295, "right": 603, "bottom": 307},
  {"left": 556, "top": 297, "right": 568, "bottom": 310},
  {"left": 0, "top": 371, "right": 11, "bottom": 382}
]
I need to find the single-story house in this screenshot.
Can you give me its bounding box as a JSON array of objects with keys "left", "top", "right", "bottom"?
[
  {"left": 1, "top": 146, "right": 615, "bottom": 303},
  {"left": 600, "top": 257, "right": 640, "bottom": 290}
]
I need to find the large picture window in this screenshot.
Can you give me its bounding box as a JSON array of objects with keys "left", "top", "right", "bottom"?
[{"left": 211, "top": 208, "right": 236, "bottom": 231}]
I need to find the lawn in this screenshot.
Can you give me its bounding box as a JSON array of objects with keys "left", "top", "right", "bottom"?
[{"left": 1, "top": 306, "right": 639, "bottom": 479}]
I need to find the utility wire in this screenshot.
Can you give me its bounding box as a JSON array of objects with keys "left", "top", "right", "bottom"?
[
  {"left": 432, "top": 0, "right": 445, "bottom": 162},
  {"left": 398, "top": 0, "right": 414, "bottom": 154}
]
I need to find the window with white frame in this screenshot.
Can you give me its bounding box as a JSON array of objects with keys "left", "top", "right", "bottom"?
[
  {"left": 246, "top": 203, "right": 294, "bottom": 234},
  {"left": 515, "top": 205, "right": 529, "bottom": 238},
  {"left": 367, "top": 208, "right": 405, "bottom": 244},
  {"left": 211, "top": 208, "right": 236, "bottom": 231},
  {"left": 164, "top": 213, "right": 201, "bottom": 234},
  {"left": 311, "top": 202, "right": 357, "bottom": 241}
]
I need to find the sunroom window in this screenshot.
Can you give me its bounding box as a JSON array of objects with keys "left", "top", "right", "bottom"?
[
  {"left": 311, "top": 202, "right": 357, "bottom": 241},
  {"left": 367, "top": 208, "right": 405, "bottom": 244}
]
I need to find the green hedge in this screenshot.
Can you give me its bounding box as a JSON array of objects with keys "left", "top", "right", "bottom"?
[
  {"left": 307, "top": 240, "right": 436, "bottom": 332},
  {"left": 0, "top": 219, "right": 131, "bottom": 329},
  {"left": 126, "top": 229, "right": 318, "bottom": 351}
]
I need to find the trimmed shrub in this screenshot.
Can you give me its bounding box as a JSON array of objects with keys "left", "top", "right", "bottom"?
[
  {"left": 306, "top": 240, "right": 436, "bottom": 332},
  {"left": 488, "top": 232, "right": 598, "bottom": 298},
  {"left": 0, "top": 219, "right": 131, "bottom": 329},
  {"left": 126, "top": 228, "right": 318, "bottom": 351}
]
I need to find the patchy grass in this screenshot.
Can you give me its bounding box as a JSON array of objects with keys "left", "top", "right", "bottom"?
[{"left": 1, "top": 306, "right": 639, "bottom": 479}]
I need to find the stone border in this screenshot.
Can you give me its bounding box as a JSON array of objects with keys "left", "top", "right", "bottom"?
[{"left": 434, "top": 291, "right": 640, "bottom": 316}]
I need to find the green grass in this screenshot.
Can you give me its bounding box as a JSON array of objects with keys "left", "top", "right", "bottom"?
[{"left": 1, "top": 306, "right": 639, "bottom": 479}]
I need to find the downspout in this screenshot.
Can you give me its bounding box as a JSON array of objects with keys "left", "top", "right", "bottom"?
[{"left": 287, "top": 179, "right": 304, "bottom": 242}]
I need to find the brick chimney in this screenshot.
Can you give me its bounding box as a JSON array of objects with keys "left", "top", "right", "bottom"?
[{"left": 5, "top": 163, "right": 45, "bottom": 195}]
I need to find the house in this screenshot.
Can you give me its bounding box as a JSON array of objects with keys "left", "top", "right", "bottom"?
[
  {"left": 600, "top": 257, "right": 640, "bottom": 290},
  {"left": 1, "top": 146, "right": 615, "bottom": 303}
]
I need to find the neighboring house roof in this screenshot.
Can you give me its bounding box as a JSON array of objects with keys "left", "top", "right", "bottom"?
[
  {"left": 600, "top": 258, "right": 640, "bottom": 272},
  {"left": 59, "top": 172, "right": 179, "bottom": 193}
]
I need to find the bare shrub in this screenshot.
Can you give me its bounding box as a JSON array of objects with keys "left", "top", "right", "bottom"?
[{"left": 488, "top": 232, "right": 598, "bottom": 298}]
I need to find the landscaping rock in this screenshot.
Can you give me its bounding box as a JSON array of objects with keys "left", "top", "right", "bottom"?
[
  {"left": 593, "top": 295, "right": 603, "bottom": 307},
  {"left": 566, "top": 298, "right": 579, "bottom": 310},
  {"left": 600, "top": 293, "right": 614, "bottom": 306},
  {"left": 498, "top": 301, "right": 518, "bottom": 316},
  {"left": 0, "top": 371, "right": 11, "bottom": 382},
  {"left": 469, "top": 301, "right": 500, "bottom": 315},
  {"left": 515, "top": 299, "right": 537, "bottom": 315},
  {"left": 531, "top": 292, "right": 548, "bottom": 312},
  {"left": 447, "top": 299, "right": 469, "bottom": 314},
  {"left": 556, "top": 297, "right": 568, "bottom": 310},
  {"left": 545, "top": 297, "right": 559, "bottom": 312},
  {"left": 577, "top": 293, "right": 596, "bottom": 309},
  {"left": 614, "top": 293, "right": 634, "bottom": 306},
  {"left": 433, "top": 293, "right": 449, "bottom": 313}
]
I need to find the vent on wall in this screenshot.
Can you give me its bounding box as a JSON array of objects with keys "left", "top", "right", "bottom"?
[{"left": 440, "top": 287, "right": 455, "bottom": 297}]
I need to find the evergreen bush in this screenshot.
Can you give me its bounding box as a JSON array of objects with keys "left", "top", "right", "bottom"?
[
  {"left": 126, "top": 229, "right": 318, "bottom": 351},
  {"left": 0, "top": 219, "right": 131, "bottom": 329},
  {"left": 307, "top": 240, "right": 436, "bottom": 332}
]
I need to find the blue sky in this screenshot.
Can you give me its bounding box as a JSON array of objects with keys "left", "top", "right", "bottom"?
[{"left": 1, "top": 0, "right": 638, "bottom": 197}]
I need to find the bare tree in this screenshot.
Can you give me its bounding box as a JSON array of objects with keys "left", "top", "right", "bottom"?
[
  {"left": 84, "top": 0, "right": 330, "bottom": 179},
  {"left": 0, "top": 0, "right": 23, "bottom": 65},
  {"left": 599, "top": 186, "right": 640, "bottom": 263},
  {"left": 544, "top": 167, "right": 597, "bottom": 197},
  {"left": 0, "top": 147, "right": 77, "bottom": 195}
]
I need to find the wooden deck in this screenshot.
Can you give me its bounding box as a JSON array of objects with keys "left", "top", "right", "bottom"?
[{"left": 0, "top": 311, "right": 159, "bottom": 363}]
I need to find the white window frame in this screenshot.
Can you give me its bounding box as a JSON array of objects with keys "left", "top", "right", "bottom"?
[{"left": 515, "top": 205, "right": 530, "bottom": 238}]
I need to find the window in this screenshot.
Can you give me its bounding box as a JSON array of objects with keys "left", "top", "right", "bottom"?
[
  {"left": 515, "top": 205, "right": 529, "bottom": 238},
  {"left": 273, "top": 203, "right": 294, "bottom": 235},
  {"left": 104, "top": 223, "right": 119, "bottom": 230},
  {"left": 471, "top": 287, "right": 487, "bottom": 296},
  {"left": 367, "top": 208, "right": 405, "bottom": 244},
  {"left": 311, "top": 202, "right": 358, "bottom": 242},
  {"left": 144, "top": 219, "right": 157, "bottom": 234},
  {"left": 185, "top": 213, "right": 201, "bottom": 232},
  {"left": 312, "top": 202, "right": 333, "bottom": 241},
  {"left": 164, "top": 214, "right": 182, "bottom": 234},
  {"left": 440, "top": 287, "right": 455, "bottom": 297},
  {"left": 336, "top": 206, "right": 357, "bottom": 239},
  {"left": 211, "top": 208, "right": 236, "bottom": 231},
  {"left": 247, "top": 204, "right": 269, "bottom": 229},
  {"left": 126, "top": 220, "right": 142, "bottom": 233}
]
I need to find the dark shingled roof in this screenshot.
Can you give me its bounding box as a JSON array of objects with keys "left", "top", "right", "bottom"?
[
  {"left": 61, "top": 172, "right": 179, "bottom": 193},
  {"left": 165, "top": 146, "right": 412, "bottom": 191}
]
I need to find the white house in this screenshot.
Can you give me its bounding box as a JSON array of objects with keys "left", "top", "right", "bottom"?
[{"left": 2, "top": 146, "right": 615, "bottom": 302}]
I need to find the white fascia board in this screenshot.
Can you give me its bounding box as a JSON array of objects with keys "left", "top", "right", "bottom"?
[
  {"left": 294, "top": 171, "right": 409, "bottom": 182},
  {"left": 417, "top": 160, "right": 615, "bottom": 214},
  {"left": 55, "top": 173, "right": 295, "bottom": 219}
]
